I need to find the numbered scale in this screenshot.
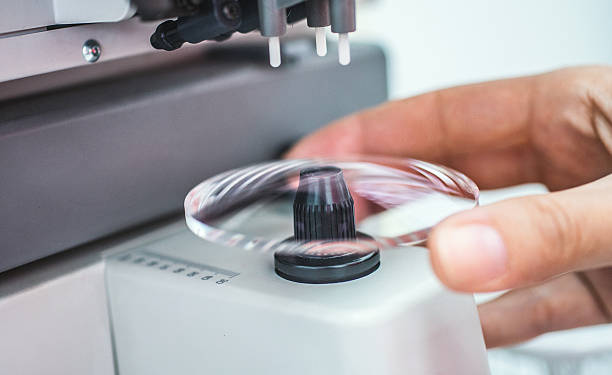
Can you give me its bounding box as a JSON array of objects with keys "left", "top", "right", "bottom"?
[{"left": 113, "top": 249, "right": 238, "bottom": 285}]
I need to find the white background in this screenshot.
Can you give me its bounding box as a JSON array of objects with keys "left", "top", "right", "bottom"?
[{"left": 354, "top": 0, "right": 612, "bottom": 98}]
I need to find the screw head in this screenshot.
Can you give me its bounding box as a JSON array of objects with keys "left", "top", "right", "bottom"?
[
  {"left": 82, "top": 39, "right": 102, "bottom": 63},
  {"left": 221, "top": 1, "right": 241, "bottom": 21}
]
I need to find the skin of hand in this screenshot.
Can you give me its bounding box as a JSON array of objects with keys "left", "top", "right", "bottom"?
[{"left": 286, "top": 66, "right": 612, "bottom": 348}]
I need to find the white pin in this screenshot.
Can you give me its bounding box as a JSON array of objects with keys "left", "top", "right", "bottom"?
[
  {"left": 338, "top": 33, "right": 351, "bottom": 66},
  {"left": 268, "top": 36, "right": 281, "bottom": 68},
  {"left": 315, "top": 27, "right": 327, "bottom": 57}
]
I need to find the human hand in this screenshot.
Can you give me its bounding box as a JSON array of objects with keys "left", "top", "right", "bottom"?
[{"left": 286, "top": 66, "right": 612, "bottom": 348}]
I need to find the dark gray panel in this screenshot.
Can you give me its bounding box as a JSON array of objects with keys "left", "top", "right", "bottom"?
[{"left": 0, "top": 41, "right": 387, "bottom": 273}]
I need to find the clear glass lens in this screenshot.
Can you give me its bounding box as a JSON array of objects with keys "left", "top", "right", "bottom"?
[{"left": 184, "top": 157, "right": 479, "bottom": 255}]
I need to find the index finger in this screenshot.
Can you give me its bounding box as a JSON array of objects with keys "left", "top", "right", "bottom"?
[{"left": 286, "top": 75, "right": 538, "bottom": 188}]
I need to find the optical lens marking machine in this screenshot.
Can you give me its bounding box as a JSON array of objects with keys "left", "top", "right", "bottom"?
[
  {"left": 106, "top": 161, "right": 490, "bottom": 374},
  {"left": 0, "top": 1, "right": 490, "bottom": 374}
]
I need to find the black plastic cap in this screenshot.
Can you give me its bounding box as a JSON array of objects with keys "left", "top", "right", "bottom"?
[
  {"left": 293, "top": 166, "right": 356, "bottom": 241},
  {"left": 150, "top": 20, "right": 184, "bottom": 51}
]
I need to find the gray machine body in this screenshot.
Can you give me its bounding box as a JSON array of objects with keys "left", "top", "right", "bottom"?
[{"left": 0, "top": 41, "right": 387, "bottom": 273}]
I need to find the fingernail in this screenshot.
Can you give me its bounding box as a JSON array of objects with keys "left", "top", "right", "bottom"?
[{"left": 435, "top": 224, "right": 508, "bottom": 288}]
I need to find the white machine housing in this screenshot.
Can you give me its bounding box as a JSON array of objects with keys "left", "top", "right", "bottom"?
[
  {"left": 106, "top": 221, "right": 491, "bottom": 375},
  {"left": 1, "top": 0, "right": 134, "bottom": 34}
]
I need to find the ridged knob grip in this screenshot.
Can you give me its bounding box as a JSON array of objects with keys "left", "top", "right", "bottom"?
[{"left": 293, "top": 166, "right": 356, "bottom": 241}]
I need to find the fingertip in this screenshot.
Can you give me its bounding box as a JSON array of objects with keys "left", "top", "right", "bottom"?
[
  {"left": 428, "top": 223, "right": 472, "bottom": 292},
  {"left": 428, "top": 216, "right": 509, "bottom": 292}
]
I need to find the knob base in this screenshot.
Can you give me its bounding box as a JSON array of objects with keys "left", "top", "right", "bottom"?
[{"left": 274, "top": 233, "right": 380, "bottom": 284}]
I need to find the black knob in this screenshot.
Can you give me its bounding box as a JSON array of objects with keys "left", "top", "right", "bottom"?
[
  {"left": 275, "top": 166, "right": 380, "bottom": 284},
  {"left": 293, "top": 166, "right": 356, "bottom": 242}
]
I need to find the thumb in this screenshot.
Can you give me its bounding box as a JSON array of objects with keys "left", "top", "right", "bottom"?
[{"left": 428, "top": 174, "right": 612, "bottom": 292}]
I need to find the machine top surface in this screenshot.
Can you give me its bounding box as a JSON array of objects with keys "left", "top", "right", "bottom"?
[
  {"left": 105, "top": 218, "right": 490, "bottom": 375},
  {"left": 107, "top": 224, "right": 444, "bottom": 319}
]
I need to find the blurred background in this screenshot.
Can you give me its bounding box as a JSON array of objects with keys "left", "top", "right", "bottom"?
[
  {"left": 352, "top": 1, "right": 612, "bottom": 373},
  {"left": 354, "top": 0, "right": 612, "bottom": 99}
]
